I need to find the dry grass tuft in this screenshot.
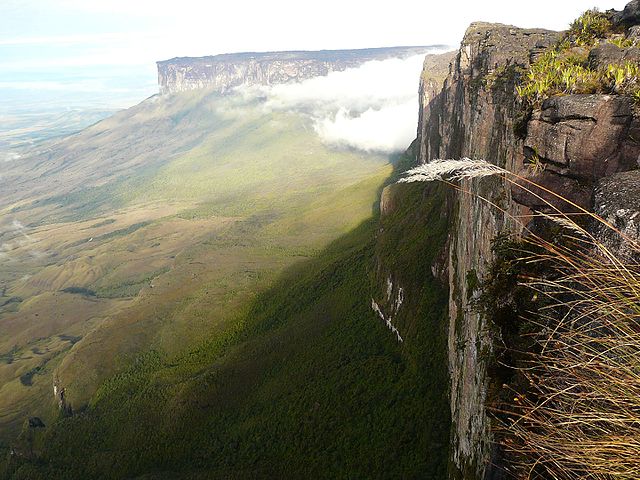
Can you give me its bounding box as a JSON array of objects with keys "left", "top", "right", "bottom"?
[{"left": 399, "top": 157, "right": 640, "bottom": 479}]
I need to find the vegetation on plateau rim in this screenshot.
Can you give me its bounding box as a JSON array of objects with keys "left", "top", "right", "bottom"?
[
  {"left": 516, "top": 8, "right": 640, "bottom": 107},
  {"left": 402, "top": 158, "right": 640, "bottom": 479},
  {"left": 1, "top": 153, "right": 452, "bottom": 480}
]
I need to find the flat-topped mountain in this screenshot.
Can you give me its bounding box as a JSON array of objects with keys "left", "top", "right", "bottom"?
[{"left": 157, "top": 46, "right": 445, "bottom": 94}]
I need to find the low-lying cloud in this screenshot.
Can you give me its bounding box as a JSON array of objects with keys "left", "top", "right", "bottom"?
[
  {"left": 0, "top": 217, "right": 42, "bottom": 261},
  {"left": 240, "top": 49, "right": 451, "bottom": 153},
  {"left": 315, "top": 102, "right": 419, "bottom": 152}
]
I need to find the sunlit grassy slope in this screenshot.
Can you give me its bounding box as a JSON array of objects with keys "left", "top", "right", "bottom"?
[
  {"left": 0, "top": 90, "right": 390, "bottom": 440},
  {"left": 4, "top": 153, "right": 452, "bottom": 479}
]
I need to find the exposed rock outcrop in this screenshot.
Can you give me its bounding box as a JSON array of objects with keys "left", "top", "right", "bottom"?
[
  {"left": 594, "top": 169, "right": 640, "bottom": 261},
  {"left": 53, "top": 377, "right": 72, "bottom": 416},
  {"left": 157, "top": 46, "right": 443, "bottom": 94},
  {"left": 588, "top": 42, "right": 640, "bottom": 69},
  {"left": 417, "top": 51, "right": 457, "bottom": 161},
  {"left": 417, "top": 23, "right": 560, "bottom": 479},
  {"left": 613, "top": 0, "right": 640, "bottom": 28},
  {"left": 513, "top": 94, "right": 640, "bottom": 210},
  {"left": 413, "top": 4, "right": 640, "bottom": 478}
]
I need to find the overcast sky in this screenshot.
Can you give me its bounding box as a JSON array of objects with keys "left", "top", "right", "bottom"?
[{"left": 0, "top": 0, "right": 630, "bottom": 108}]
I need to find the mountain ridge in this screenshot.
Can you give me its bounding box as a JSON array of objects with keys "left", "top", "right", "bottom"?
[{"left": 157, "top": 45, "right": 448, "bottom": 94}]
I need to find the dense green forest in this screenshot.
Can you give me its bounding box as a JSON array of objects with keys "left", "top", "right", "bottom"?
[{"left": 3, "top": 155, "right": 452, "bottom": 479}]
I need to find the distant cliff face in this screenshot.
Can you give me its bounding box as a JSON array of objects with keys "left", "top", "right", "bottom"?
[{"left": 157, "top": 47, "right": 443, "bottom": 94}]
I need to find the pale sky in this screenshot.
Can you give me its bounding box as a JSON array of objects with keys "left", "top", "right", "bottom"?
[{"left": 0, "top": 0, "right": 631, "bottom": 108}]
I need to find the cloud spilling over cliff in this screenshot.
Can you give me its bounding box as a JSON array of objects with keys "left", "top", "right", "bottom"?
[{"left": 241, "top": 52, "right": 445, "bottom": 153}]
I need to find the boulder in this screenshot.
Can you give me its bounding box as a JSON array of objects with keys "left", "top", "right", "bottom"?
[
  {"left": 629, "top": 25, "right": 640, "bottom": 41},
  {"left": 589, "top": 43, "right": 640, "bottom": 69},
  {"left": 613, "top": 0, "right": 640, "bottom": 29},
  {"left": 589, "top": 43, "right": 625, "bottom": 68}
]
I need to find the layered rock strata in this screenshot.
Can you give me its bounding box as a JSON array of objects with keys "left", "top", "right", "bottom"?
[
  {"left": 157, "top": 46, "right": 443, "bottom": 94},
  {"left": 414, "top": 6, "right": 640, "bottom": 478}
]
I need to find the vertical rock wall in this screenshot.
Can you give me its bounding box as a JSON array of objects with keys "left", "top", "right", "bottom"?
[
  {"left": 417, "top": 12, "right": 640, "bottom": 478},
  {"left": 417, "top": 23, "right": 560, "bottom": 479},
  {"left": 157, "top": 47, "right": 441, "bottom": 94}
]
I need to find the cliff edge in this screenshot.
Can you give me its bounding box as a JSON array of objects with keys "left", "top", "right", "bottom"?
[{"left": 411, "top": 3, "right": 640, "bottom": 479}]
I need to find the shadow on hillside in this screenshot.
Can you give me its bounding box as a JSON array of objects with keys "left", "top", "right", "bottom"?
[{"left": 2, "top": 141, "right": 452, "bottom": 480}]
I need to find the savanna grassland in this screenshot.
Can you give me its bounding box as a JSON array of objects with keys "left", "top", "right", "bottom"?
[
  {"left": 0, "top": 89, "right": 389, "bottom": 437},
  {"left": 0, "top": 87, "right": 452, "bottom": 478}
]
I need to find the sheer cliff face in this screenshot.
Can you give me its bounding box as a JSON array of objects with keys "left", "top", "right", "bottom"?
[
  {"left": 417, "top": 24, "right": 560, "bottom": 479},
  {"left": 416, "top": 14, "right": 640, "bottom": 480},
  {"left": 157, "top": 47, "right": 440, "bottom": 94}
]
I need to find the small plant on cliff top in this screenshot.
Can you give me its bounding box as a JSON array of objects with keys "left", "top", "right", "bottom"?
[
  {"left": 606, "top": 61, "right": 640, "bottom": 93},
  {"left": 567, "top": 8, "right": 613, "bottom": 46},
  {"left": 525, "top": 149, "right": 545, "bottom": 175},
  {"left": 609, "top": 35, "right": 635, "bottom": 49}
]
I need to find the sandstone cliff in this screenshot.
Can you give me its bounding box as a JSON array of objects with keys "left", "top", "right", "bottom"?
[
  {"left": 409, "top": 5, "right": 640, "bottom": 479},
  {"left": 417, "top": 23, "right": 560, "bottom": 479},
  {"left": 157, "top": 46, "right": 443, "bottom": 94}
]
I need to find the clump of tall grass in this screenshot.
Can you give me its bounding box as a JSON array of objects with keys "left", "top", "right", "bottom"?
[
  {"left": 498, "top": 231, "right": 640, "bottom": 480},
  {"left": 400, "top": 158, "right": 640, "bottom": 479},
  {"left": 607, "top": 61, "right": 640, "bottom": 94},
  {"left": 398, "top": 158, "right": 505, "bottom": 183}
]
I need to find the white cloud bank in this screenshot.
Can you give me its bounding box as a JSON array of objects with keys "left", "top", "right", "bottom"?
[
  {"left": 242, "top": 49, "right": 451, "bottom": 153},
  {"left": 315, "top": 102, "right": 419, "bottom": 153}
]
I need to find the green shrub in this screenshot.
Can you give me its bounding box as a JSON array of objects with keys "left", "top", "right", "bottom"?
[
  {"left": 567, "top": 8, "right": 613, "bottom": 46},
  {"left": 515, "top": 8, "right": 640, "bottom": 107}
]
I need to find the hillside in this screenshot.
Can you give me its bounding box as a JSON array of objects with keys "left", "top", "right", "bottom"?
[
  {"left": 0, "top": 46, "right": 457, "bottom": 478},
  {"left": 3, "top": 151, "right": 453, "bottom": 479},
  {"left": 0, "top": 88, "right": 392, "bottom": 439}
]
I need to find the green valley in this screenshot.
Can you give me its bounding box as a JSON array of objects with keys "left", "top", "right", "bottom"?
[
  {"left": 5, "top": 178, "right": 452, "bottom": 479},
  {"left": 0, "top": 78, "right": 452, "bottom": 478}
]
